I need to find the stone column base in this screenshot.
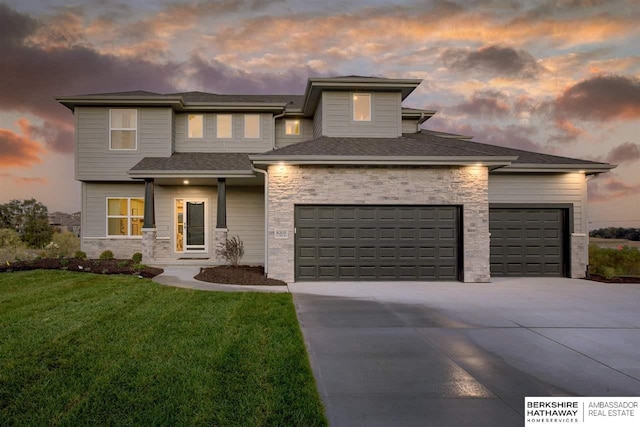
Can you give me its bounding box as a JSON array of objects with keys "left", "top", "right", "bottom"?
[
  {"left": 571, "top": 233, "right": 588, "bottom": 278},
  {"left": 213, "top": 228, "right": 229, "bottom": 264},
  {"left": 142, "top": 228, "right": 157, "bottom": 262}
]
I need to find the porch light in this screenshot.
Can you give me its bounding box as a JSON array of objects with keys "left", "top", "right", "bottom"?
[
  {"left": 278, "top": 162, "right": 286, "bottom": 172},
  {"left": 183, "top": 180, "right": 189, "bottom": 185}
]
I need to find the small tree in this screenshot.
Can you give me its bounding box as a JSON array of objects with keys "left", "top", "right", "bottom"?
[
  {"left": 216, "top": 236, "right": 245, "bottom": 266},
  {"left": 52, "top": 231, "right": 80, "bottom": 257}
]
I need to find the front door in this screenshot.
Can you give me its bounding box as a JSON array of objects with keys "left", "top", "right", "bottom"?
[{"left": 176, "top": 199, "right": 207, "bottom": 253}]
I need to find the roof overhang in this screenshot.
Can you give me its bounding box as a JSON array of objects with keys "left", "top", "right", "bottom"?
[
  {"left": 55, "top": 96, "right": 288, "bottom": 113},
  {"left": 492, "top": 163, "right": 615, "bottom": 175},
  {"left": 302, "top": 77, "right": 422, "bottom": 115},
  {"left": 250, "top": 155, "right": 517, "bottom": 167},
  {"left": 128, "top": 170, "right": 256, "bottom": 179}
]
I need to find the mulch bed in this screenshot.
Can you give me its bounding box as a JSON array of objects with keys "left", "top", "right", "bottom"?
[
  {"left": 0, "top": 258, "right": 163, "bottom": 279},
  {"left": 586, "top": 274, "right": 640, "bottom": 284},
  {"left": 195, "top": 265, "right": 287, "bottom": 286}
]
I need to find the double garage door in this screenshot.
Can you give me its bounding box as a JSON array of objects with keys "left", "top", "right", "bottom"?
[
  {"left": 295, "top": 205, "right": 460, "bottom": 281},
  {"left": 294, "top": 205, "right": 568, "bottom": 281}
]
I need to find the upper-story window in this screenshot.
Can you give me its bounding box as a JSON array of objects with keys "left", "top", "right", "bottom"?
[
  {"left": 187, "top": 114, "right": 204, "bottom": 139},
  {"left": 110, "top": 109, "right": 137, "bottom": 150},
  {"left": 353, "top": 93, "right": 371, "bottom": 121},
  {"left": 285, "top": 119, "right": 300, "bottom": 136},
  {"left": 217, "top": 114, "right": 232, "bottom": 138},
  {"left": 244, "top": 114, "right": 260, "bottom": 138}
]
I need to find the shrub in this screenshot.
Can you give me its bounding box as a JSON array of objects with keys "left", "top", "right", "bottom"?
[
  {"left": 52, "top": 231, "right": 80, "bottom": 257},
  {"left": 216, "top": 236, "right": 245, "bottom": 267},
  {"left": 132, "top": 252, "right": 143, "bottom": 264},
  {"left": 42, "top": 241, "right": 61, "bottom": 258},
  {"left": 117, "top": 260, "right": 129, "bottom": 268},
  {"left": 74, "top": 250, "right": 87, "bottom": 260},
  {"left": 99, "top": 250, "right": 114, "bottom": 260},
  {"left": 589, "top": 245, "right": 640, "bottom": 278},
  {"left": 0, "top": 229, "right": 22, "bottom": 248}
]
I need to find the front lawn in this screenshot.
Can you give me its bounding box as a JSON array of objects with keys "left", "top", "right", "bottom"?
[{"left": 0, "top": 271, "right": 326, "bottom": 426}]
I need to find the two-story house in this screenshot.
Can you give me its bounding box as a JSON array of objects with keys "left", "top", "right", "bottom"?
[{"left": 57, "top": 76, "right": 613, "bottom": 283}]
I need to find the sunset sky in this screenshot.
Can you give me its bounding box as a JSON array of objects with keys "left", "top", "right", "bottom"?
[{"left": 0, "top": 0, "right": 638, "bottom": 228}]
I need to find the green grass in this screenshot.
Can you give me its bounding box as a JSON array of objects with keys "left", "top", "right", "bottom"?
[
  {"left": 589, "top": 245, "right": 640, "bottom": 279},
  {"left": 0, "top": 271, "right": 326, "bottom": 426}
]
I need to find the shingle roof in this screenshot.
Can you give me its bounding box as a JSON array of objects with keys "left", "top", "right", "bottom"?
[
  {"left": 168, "top": 92, "right": 304, "bottom": 109},
  {"left": 405, "top": 132, "right": 607, "bottom": 165},
  {"left": 253, "top": 131, "right": 609, "bottom": 166},
  {"left": 129, "top": 153, "right": 253, "bottom": 173}
]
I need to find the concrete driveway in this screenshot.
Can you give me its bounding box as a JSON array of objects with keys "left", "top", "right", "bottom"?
[{"left": 291, "top": 278, "right": 640, "bottom": 427}]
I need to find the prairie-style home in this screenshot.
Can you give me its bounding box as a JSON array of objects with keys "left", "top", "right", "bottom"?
[{"left": 57, "top": 76, "right": 613, "bottom": 283}]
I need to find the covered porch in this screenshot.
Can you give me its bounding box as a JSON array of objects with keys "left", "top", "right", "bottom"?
[{"left": 128, "top": 153, "right": 266, "bottom": 266}]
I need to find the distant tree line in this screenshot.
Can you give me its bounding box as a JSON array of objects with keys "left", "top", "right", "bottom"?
[
  {"left": 0, "top": 199, "right": 53, "bottom": 247},
  {"left": 590, "top": 227, "right": 640, "bottom": 241}
]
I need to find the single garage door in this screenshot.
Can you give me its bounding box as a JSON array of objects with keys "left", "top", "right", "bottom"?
[
  {"left": 489, "top": 207, "right": 567, "bottom": 277},
  {"left": 295, "top": 205, "right": 460, "bottom": 281}
]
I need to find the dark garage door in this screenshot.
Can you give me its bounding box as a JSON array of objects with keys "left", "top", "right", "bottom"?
[
  {"left": 490, "top": 208, "right": 567, "bottom": 277},
  {"left": 295, "top": 205, "right": 460, "bottom": 281}
]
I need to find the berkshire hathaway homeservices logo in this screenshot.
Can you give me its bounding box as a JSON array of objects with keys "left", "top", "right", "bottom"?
[{"left": 525, "top": 397, "right": 639, "bottom": 426}]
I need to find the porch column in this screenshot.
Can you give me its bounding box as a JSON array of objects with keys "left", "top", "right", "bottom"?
[
  {"left": 216, "top": 178, "right": 227, "bottom": 228},
  {"left": 214, "top": 178, "right": 228, "bottom": 263},
  {"left": 142, "top": 178, "right": 156, "bottom": 262},
  {"left": 143, "top": 178, "right": 155, "bottom": 228}
]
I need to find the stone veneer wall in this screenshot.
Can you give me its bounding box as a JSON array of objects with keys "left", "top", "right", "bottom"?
[
  {"left": 82, "top": 238, "right": 142, "bottom": 259},
  {"left": 571, "top": 233, "right": 588, "bottom": 278},
  {"left": 267, "top": 165, "right": 490, "bottom": 283}
]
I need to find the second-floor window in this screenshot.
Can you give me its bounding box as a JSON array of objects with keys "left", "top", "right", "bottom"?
[
  {"left": 244, "top": 114, "right": 260, "bottom": 138},
  {"left": 285, "top": 119, "right": 300, "bottom": 135},
  {"left": 353, "top": 93, "right": 371, "bottom": 121},
  {"left": 110, "top": 109, "right": 137, "bottom": 150},
  {"left": 217, "top": 114, "right": 232, "bottom": 138},
  {"left": 188, "top": 114, "right": 204, "bottom": 139}
]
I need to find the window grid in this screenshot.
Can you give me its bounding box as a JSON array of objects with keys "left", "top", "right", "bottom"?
[{"left": 106, "top": 198, "right": 144, "bottom": 237}]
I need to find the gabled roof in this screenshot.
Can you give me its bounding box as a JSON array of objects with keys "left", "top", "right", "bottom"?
[{"left": 128, "top": 153, "right": 254, "bottom": 178}]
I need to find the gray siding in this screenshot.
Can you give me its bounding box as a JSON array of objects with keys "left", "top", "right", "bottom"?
[
  {"left": 275, "top": 118, "right": 314, "bottom": 147},
  {"left": 322, "top": 91, "right": 401, "bottom": 138},
  {"left": 227, "top": 186, "right": 264, "bottom": 265},
  {"left": 488, "top": 173, "right": 587, "bottom": 233},
  {"left": 83, "top": 182, "right": 145, "bottom": 237},
  {"left": 313, "top": 95, "right": 323, "bottom": 138},
  {"left": 76, "top": 107, "right": 172, "bottom": 181},
  {"left": 402, "top": 119, "right": 419, "bottom": 134},
  {"left": 174, "top": 113, "right": 273, "bottom": 153}
]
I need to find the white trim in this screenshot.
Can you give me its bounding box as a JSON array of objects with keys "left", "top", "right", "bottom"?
[
  {"left": 243, "top": 114, "right": 261, "bottom": 139},
  {"left": 352, "top": 93, "right": 371, "bottom": 122},
  {"left": 109, "top": 109, "right": 138, "bottom": 150},
  {"left": 216, "top": 114, "right": 233, "bottom": 139},
  {"left": 186, "top": 113, "right": 205, "bottom": 139},
  {"left": 84, "top": 236, "right": 143, "bottom": 240},
  {"left": 106, "top": 197, "right": 144, "bottom": 237},
  {"left": 174, "top": 197, "right": 209, "bottom": 254}
]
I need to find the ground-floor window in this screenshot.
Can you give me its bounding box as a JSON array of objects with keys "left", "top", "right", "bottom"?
[{"left": 107, "top": 198, "right": 144, "bottom": 236}]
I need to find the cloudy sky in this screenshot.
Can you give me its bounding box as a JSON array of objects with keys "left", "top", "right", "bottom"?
[{"left": 0, "top": 0, "right": 638, "bottom": 228}]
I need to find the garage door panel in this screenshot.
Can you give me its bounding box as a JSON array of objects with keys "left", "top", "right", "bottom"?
[
  {"left": 490, "top": 207, "right": 566, "bottom": 278},
  {"left": 295, "top": 205, "right": 460, "bottom": 281}
]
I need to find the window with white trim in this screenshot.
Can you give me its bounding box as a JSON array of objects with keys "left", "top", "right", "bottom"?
[
  {"left": 353, "top": 93, "right": 371, "bottom": 121},
  {"left": 244, "top": 114, "right": 260, "bottom": 138},
  {"left": 217, "top": 114, "right": 232, "bottom": 138},
  {"left": 110, "top": 109, "right": 137, "bottom": 149},
  {"left": 285, "top": 119, "right": 300, "bottom": 135},
  {"left": 107, "top": 198, "right": 144, "bottom": 236},
  {"left": 187, "top": 114, "right": 204, "bottom": 138}
]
